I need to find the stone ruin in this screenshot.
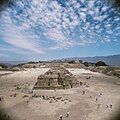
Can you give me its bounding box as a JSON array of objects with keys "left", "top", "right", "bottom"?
[{"left": 33, "top": 67, "right": 79, "bottom": 90}]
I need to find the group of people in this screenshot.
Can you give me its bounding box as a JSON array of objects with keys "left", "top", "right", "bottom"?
[
  {"left": 79, "top": 81, "right": 90, "bottom": 88},
  {"left": 59, "top": 111, "right": 70, "bottom": 120},
  {"left": 82, "top": 88, "right": 113, "bottom": 109},
  {"left": 3, "top": 112, "right": 11, "bottom": 120},
  {"left": 27, "top": 92, "right": 71, "bottom": 105},
  {"left": 106, "top": 103, "right": 113, "bottom": 108},
  {"left": 80, "top": 75, "right": 114, "bottom": 110}
]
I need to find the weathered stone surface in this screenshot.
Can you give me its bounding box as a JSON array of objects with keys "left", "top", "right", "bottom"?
[{"left": 33, "top": 67, "right": 79, "bottom": 89}]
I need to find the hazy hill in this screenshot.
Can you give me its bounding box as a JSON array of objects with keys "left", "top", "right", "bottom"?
[
  {"left": 0, "top": 61, "right": 27, "bottom": 65},
  {"left": 62, "top": 55, "right": 120, "bottom": 66},
  {"left": 0, "top": 55, "right": 120, "bottom": 66}
]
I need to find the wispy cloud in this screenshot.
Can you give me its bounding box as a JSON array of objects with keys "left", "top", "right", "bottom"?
[
  {"left": 0, "top": 45, "right": 39, "bottom": 55},
  {"left": 0, "top": 11, "right": 44, "bottom": 54},
  {"left": 78, "top": 39, "right": 96, "bottom": 46},
  {"left": 44, "top": 28, "right": 75, "bottom": 50},
  {"left": 0, "top": 53, "right": 9, "bottom": 58}
]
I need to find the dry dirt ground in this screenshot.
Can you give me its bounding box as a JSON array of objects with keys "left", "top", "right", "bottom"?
[{"left": 0, "top": 68, "right": 120, "bottom": 120}]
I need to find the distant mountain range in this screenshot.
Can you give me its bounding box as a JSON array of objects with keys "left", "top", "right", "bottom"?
[
  {"left": 0, "top": 55, "right": 120, "bottom": 66},
  {"left": 61, "top": 55, "right": 120, "bottom": 66},
  {"left": 0, "top": 61, "right": 27, "bottom": 66}
]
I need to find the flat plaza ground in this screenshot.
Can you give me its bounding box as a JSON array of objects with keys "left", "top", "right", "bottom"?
[{"left": 0, "top": 68, "right": 120, "bottom": 120}]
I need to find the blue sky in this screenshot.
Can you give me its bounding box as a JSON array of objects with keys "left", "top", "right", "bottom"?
[{"left": 0, "top": 0, "right": 120, "bottom": 61}]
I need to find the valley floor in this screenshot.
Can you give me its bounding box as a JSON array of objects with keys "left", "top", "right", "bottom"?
[{"left": 0, "top": 68, "right": 120, "bottom": 120}]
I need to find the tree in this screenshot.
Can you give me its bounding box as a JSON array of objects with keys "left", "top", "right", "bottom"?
[
  {"left": 68, "top": 60, "right": 75, "bottom": 64},
  {"left": 95, "top": 61, "right": 107, "bottom": 66},
  {"left": 83, "top": 62, "right": 89, "bottom": 67},
  {"left": 0, "top": 64, "right": 7, "bottom": 69},
  {"left": 79, "top": 60, "right": 83, "bottom": 63}
]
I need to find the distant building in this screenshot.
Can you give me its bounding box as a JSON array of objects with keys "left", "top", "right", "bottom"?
[{"left": 33, "top": 67, "right": 79, "bottom": 90}]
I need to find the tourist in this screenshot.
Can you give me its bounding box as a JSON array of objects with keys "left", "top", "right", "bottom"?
[
  {"left": 2, "top": 96, "right": 3, "bottom": 100},
  {"left": 86, "top": 84, "right": 89, "bottom": 87},
  {"left": 99, "top": 93, "right": 102, "bottom": 96},
  {"left": 82, "top": 91, "right": 85, "bottom": 95},
  {"left": 90, "top": 95, "right": 92, "bottom": 98},
  {"left": 84, "top": 82, "right": 86, "bottom": 85},
  {"left": 4, "top": 112, "right": 11, "bottom": 120},
  {"left": 66, "top": 111, "right": 70, "bottom": 117},
  {"left": 29, "top": 90, "right": 33, "bottom": 94},
  {"left": 96, "top": 97, "right": 98, "bottom": 101},
  {"left": 59, "top": 115, "right": 63, "bottom": 120},
  {"left": 7, "top": 112, "right": 11, "bottom": 119},
  {"left": 27, "top": 100, "right": 29, "bottom": 105},
  {"left": 97, "top": 104, "right": 100, "bottom": 109},
  {"left": 106, "top": 103, "right": 109, "bottom": 108},
  {"left": 42, "top": 95, "right": 45, "bottom": 99},
  {"left": 49, "top": 100, "right": 52, "bottom": 103},
  {"left": 0, "top": 96, "right": 3, "bottom": 101},
  {"left": 110, "top": 103, "right": 112, "bottom": 108},
  {"left": 4, "top": 114, "right": 7, "bottom": 119},
  {"left": 80, "top": 82, "right": 82, "bottom": 85}
]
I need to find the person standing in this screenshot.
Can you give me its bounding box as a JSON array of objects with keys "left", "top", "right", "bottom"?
[
  {"left": 66, "top": 111, "right": 70, "bottom": 117},
  {"left": 59, "top": 115, "right": 63, "bottom": 120},
  {"left": 82, "top": 91, "right": 85, "bottom": 95},
  {"left": 97, "top": 104, "right": 100, "bottom": 109}
]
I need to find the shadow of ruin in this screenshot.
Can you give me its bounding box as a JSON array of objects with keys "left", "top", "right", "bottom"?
[{"left": 33, "top": 67, "right": 79, "bottom": 90}]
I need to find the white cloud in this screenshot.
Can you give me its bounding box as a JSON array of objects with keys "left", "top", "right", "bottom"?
[
  {"left": 78, "top": 39, "right": 95, "bottom": 46},
  {"left": 0, "top": 0, "right": 119, "bottom": 56},
  {"left": 44, "top": 28, "right": 75, "bottom": 50},
  {"left": 0, "top": 12, "right": 44, "bottom": 54},
  {"left": 0, "top": 45, "right": 39, "bottom": 55}
]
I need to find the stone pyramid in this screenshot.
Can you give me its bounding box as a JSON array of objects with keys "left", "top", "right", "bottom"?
[{"left": 33, "top": 67, "right": 79, "bottom": 90}]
